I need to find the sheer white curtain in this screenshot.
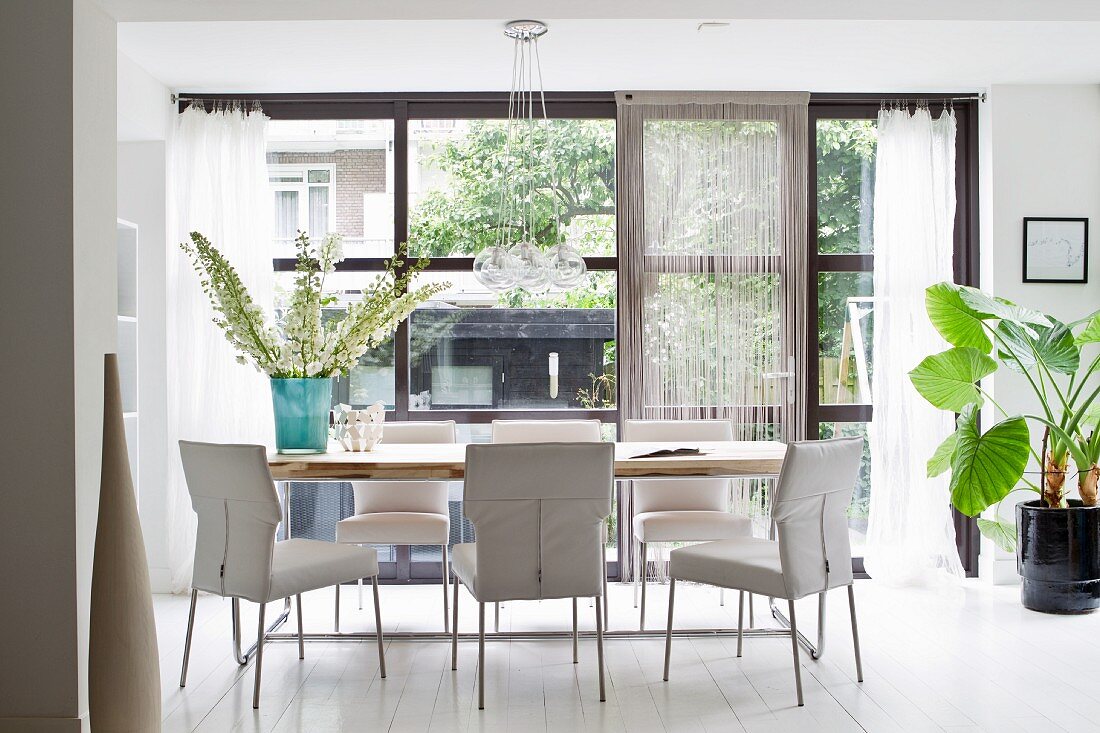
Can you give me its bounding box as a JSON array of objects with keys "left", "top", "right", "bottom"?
[
  {"left": 865, "top": 106, "right": 963, "bottom": 585},
  {"left": 166, "top": 104, "right": 275, "bottom": 593}
]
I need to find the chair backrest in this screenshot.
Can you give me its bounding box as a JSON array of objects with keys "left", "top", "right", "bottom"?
[
  {"left": 771, "top": 438, "right": 863, "bottom": 598},
  {"left": 623, "top": 419, "right": 734, "bottom": 514},
  {"left": 463, "top": 442, "right": 613, "bottom": 602},
  {"left": 352, "top": 420, "right": 456, "bottom": 516},
  {"left": 491, "top": 419, "right": 602, "bottom": 444},
  {"left": 179, "top": 440, "right": 281, "bottom": 601}
]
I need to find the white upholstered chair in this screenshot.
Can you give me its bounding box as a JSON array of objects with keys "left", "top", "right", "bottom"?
[
  {"left": 491, "top": 419, "right": 609, "bottom": 629},
  {"left": 451, "top": 442, "right": 613, "bottom": 709},
  {"left": 335, "top": 420, "right": 456, "bottom": 631},
  {"left": 623, "top": 419, "right": 753, "bottom": 629},
  {"left": 663, "top": 438, "right": 865, "bottom": 706},
  {"left": 177, "top": 440, "right": 386, "bottom": 709}
]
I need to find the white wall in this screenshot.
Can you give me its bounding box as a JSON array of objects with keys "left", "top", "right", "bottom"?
[
  {"left": 0, "top": 0, "right": 116, "bottom": 729},
  {"left": 118, "top": 51, "right": 173, "bottom": 592},
  {"left": 118, "top": 142, "right": 171, "bottom": 591},
  {"left": 980, "top": 84, "right": 1100, "bottom": 582}
]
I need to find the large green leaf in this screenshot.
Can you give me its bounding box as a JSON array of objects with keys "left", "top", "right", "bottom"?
[
  {"left": 958, "top": 287, "right": 1051, "bottom": 327},
  {"left": 995, "top": 319, "right": 1080, "bottom": 375},
  {"left": 909, "top": 347, "right": 997, "bottom": 412},
  {"left": 977, "top": 518, "right": 1017, "bottom": 553},
  {"left": 949, "top": 406, "right": 1030, "bottom": 516},
  {"left": 1075, "top": 311, "right": 1100, "bottom": 345},
  {"left": 925, "top": 283, "right": 992, "bottom": 351},
  {"left": 927, "top": 431, "right": 959, "bottom": 478}
]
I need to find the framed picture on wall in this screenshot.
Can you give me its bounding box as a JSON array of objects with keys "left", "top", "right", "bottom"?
[{"left": 1023, "top": 217, "right": 1089, "bottom": 283}]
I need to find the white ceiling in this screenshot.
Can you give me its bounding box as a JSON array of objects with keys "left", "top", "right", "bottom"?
[
  {"left": 118, "top": 17, "right": 1100, "bottom": 94},
  {"left": 99, "top": 0, "right": 1100, "bottom": 23}
]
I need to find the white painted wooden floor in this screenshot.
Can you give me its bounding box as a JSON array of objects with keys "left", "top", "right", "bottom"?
[{"left": 155, "top": 579, "right": 1100, "bottom": 732}]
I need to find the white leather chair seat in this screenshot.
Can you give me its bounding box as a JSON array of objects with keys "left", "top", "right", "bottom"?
[
  {"left": 669, "top": 537, "right": 787, "bottom": 599},
  {"left": 336, "top": 512, "right": 449, "bottom": 545},
  {"left": 633, "top": 510, "right": 752, "bottom": 543},
  {"left": 450, "top": 542, "right": 478, "bottom": 598},
  {"left": 266, "top": 539, "right": 380, "bottom": 602}
]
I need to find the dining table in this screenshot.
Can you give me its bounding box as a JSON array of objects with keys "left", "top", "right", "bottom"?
[{"left": 244, "top": 439, "right": 828, "bottom": 663}]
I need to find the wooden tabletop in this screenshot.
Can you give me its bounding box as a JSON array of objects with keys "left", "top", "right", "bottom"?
[{"left": 268, "top": 441, "right": 787, "bottom": 481}]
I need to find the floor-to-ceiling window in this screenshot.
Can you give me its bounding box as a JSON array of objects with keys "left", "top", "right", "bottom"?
[
  {"left": 184, "top": 91, "right": 979, "bottom": 579},
  {"left": 807, "top": 97, "right": 980, "bottom": 574}
]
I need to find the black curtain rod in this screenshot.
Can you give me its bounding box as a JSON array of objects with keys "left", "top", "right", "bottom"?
[
  {"left": 171, "top": 91, "right": 615, "bottom": 105},
  {"left": 812, "top": 93, "right": 986, "bottom": 104},
  {"left": 172, "top": 91, "right": 986, "bottom": 105}
]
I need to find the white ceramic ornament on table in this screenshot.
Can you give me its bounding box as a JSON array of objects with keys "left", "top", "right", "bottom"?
[{"left": 334, "top": 401, "right": 385, "bottom": 451}]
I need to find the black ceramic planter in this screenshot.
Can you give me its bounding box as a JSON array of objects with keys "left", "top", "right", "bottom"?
[{"left": 1017, "top": 500, "right": 1100, "bottom": 614}]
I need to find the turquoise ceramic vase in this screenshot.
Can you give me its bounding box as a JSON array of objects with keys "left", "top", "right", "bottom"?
[{"left": 270, "top": 377, "right": 333, "bottom": 454}]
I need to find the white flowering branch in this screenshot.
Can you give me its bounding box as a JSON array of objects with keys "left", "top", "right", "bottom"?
[{"left": 181, "top": 231, "right": 447, "bottom": 379}]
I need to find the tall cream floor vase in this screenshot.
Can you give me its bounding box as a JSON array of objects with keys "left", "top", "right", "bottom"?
[{"left": 89, "top": 354, "right": 161, "bottom": 731}]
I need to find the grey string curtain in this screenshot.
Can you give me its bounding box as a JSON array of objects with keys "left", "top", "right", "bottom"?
[{"left": 616, "top": 91, "right": 809, "bottom": 443}]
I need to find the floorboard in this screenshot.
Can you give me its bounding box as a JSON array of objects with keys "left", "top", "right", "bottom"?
[{"left": 153, "top": 579, "right": 1100, "bottom": 732}]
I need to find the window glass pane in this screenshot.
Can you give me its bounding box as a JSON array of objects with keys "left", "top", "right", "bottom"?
[
  {"left": 818, "top": 272, "right": 873, "bottom": 405},
  {"left": 408, "top": 119, "right": 615, "bottom": 257},
  {"left": 267, "top": 119, "right": 395, "bottom": 257},
  {"left": 644, "top": 272, "right": 782, "bottom": 412},
  {"left": 273, "top": 271, "right": 397, "bottom": 410},
  {"left": 816, "top": 119, "right": 877, "bottom": 254},
  {"left": 308, "top": 185, "right": 329, "bottom": 235},
  {"left": 273, "top": 190, "right": 299, "bottom": 240},
  {"left": 408, "top": 271, "right": 616, "bottom": 411},
  {"left": 270, "top": 173, "right": 304, "bottom": 183},
  {"left": 818, "top": 422, "right": 871, "bottom": 554},
  {"left": 643, "top": 119, "right": 778, "bottom": 256}
]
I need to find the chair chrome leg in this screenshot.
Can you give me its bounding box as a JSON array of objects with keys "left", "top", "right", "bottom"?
[
  {"left": 252, "top": 602, "right": 267, "bottom": 709},
  {"left": 372, "top": 576, "right": 386, "bottom": 679},
  {"left": 720, "top": 587, "right": 725, "bottom": 606},
  {"left": 748, "top": 592, "right": 755, "bottom": 628},
  {"left": 442, "top": 544, "right": 450, "bottom": 633},
  {"left": 602, "top": 556, "right": 609, "bottom": 629},
  {"left": 572, "top": 598, "right": 579, "bottom": 664},
  {"left": 736, "top": 590, "right": 744, "bottom": 658},
  {"left": 633, "top": 538, "right": 640, "bottom": 608},
  {"left": 451, "top": 574, "right": 460, "bottom": 671},
  {"left": 334, "top": 583, "right": 340, "bottom": 632},
  {"left": 232, "top": 596, "right": 289, "bottom": 665},
  {"left": 478, "top": 602, "right": 486, "bottom": 710},
  {"left": 639, "top": 542, "right": 648, "bottom": 630},
  {"left": 663, "top": 578, "right": 675, "bottom": 681},
  {"left": 848, "top": 585, "right": 864, "bottom": 683},
  {"left": 179, "top": 589, "right": 198, "bottom": 687},
  {"left": 816, "top": 591, "right": 827, "bottom": 659},
  {"left": 358, "top": 576, "right": 363, "bottom": 611},
  {"left": 494, "top": 601, "right": 500, "bottom": 633},
  {"left": 595, "top": 596, "right": 606, "bottom": 702},
  {"left": 788, "top": 599, "right": 804, "bottom": 707},
  {"left": 231, "top": 597, "right": 246, "bottom": 665},
  {"left": 296, "top": 594, "right": 305, "bottom": 660}
]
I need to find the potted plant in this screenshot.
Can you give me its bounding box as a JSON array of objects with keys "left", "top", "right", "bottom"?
[
  {"left": 909, "top": 282, "right": 1100, "bottom": 613},
  {"left": 182, "top": 231, "right": 446, "bottom": 453}
]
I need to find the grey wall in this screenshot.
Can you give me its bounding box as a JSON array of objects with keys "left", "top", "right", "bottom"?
[{"left": 0, "top": 1, "right": 116, "bottom": 729}]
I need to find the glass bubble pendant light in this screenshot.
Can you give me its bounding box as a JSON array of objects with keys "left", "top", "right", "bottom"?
[
  {"left": 471, "top": 20, "right": 584, "bottom": 294},
  {"left": 546, "top": 241, "right": 587, "bottom": 288},
  {"left": 472, "top": 245, "right": 516, "bottom": 291}
]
